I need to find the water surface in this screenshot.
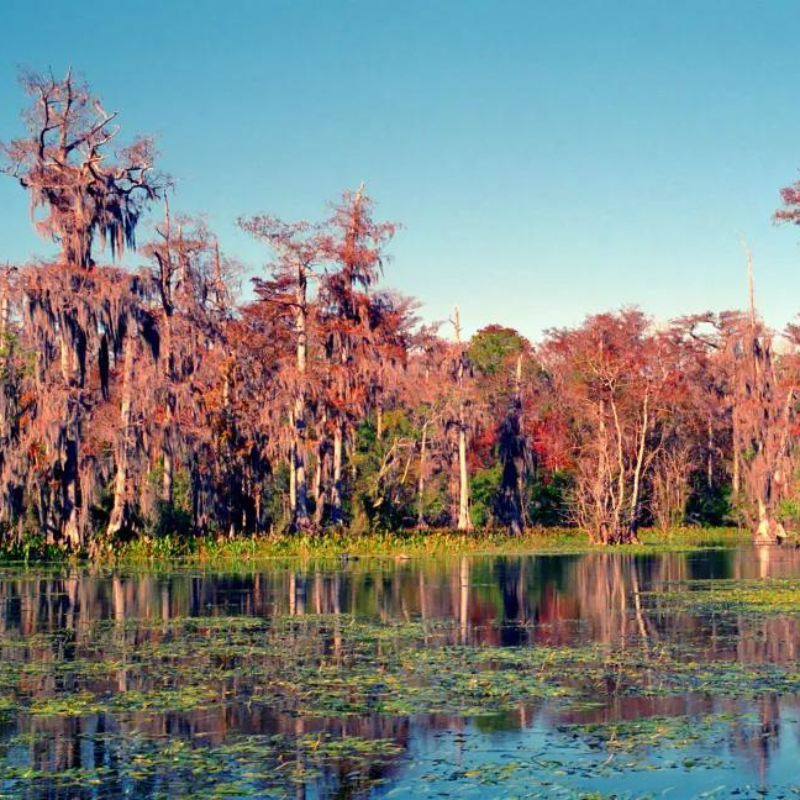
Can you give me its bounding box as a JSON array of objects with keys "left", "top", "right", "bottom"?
[{"left": 2, "top": 545, "right": 800, "bottom": 798}]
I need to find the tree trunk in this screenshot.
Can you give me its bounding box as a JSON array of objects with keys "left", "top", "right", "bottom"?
[
  {"left": 62, "top": 422, "right": 81, "bottom": 549},
  {"left": 457, "top": 420, "right": 471, "bottom": 531},
  {"left": 331, "top": 421, "right": 344, "bottom": 524},
  {"left": 161, "top": 313, "right": 175, "bottom": 506},
  {"left": 292, "top": 279, "right": 311, "bottom": 529},
  {"left": 755, "top": 499, "right": 787, "bottom": 544},
  {"left": 58, "top": 314, "right": 85, "bottom": 549},
  {"left": 289, "top": 439, "right": 297, "bottom": 515},
  {"left": 627, "top": 391, "right": 649, "bottom": 543},
  {"left": 452, "top": 306, "right": 472, "bottom": 532},
  {"left": 107, "top": 326, "right": 136, "bottom": 538},
  {"left": 162, "top": 449, "right": 173, "bottom": 505},
  {"left": 591, "top": 398, "right": 608, "bottom": 545},
  {"left": 221, "top": 361, "right": 235, "bottom": 535},
  {"left": 610, "top": 396, "right": 627, "bottom": 541},
  {"left": 417, "top": 420, "right": 429, "bottom": 528},
  {"left": 498, "top": 353, "right": 524, "bottom": 536},
  {"left": 0, "top": 291, "right": 8, "bottom": 342},
  {"left": 314, "top": 441, "right": 326, "bottom": 525},
  {"left": 732, "top": 410, "right": 741, "bottom": 497},
  {"left": 293, "top": 421, "right": 310, "bottom": 528},
  {"left": 0, "top": 285, "right": 9, "bottom": 529}
]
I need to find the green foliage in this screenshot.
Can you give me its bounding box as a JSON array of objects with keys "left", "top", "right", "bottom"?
[
  {"left": 776, "top": 467, "right": 800, "bottom": 537},
  {"left": 0, "top": 331, "right": 16, "bottom": 382},
  {"left": 467, "top": 326, "right": 526, "bottom": 377},
  {"left": 265, "top": 460, "right": 292, "bottom": 532},
  {"left": 470, "top": 465, "right": 503, "bottom": 528},
  {"left": 148, "top": 463, "right": 193, "bottom": 539},
  {"left": 0, "top": 516, "right": 63, "bottom": 563},
  {"left": 686, "top": 479, "right": 733, "bottom": 527},
  {"left": 527, "top": 469, "right": 572, "bottom": 526},
  {"left": 778, "top": 498, "right": 800, "bottom": 536},
  {"left": 418, "top": 473, "right": 450, "bottom": 526},
  {"left": 351, "top": 412, "right": 419, "bottom": 532}
]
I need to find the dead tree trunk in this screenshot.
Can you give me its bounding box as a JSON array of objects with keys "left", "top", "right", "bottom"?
[
  {"left": 292, "top": 276, "right": 311, "bottom": 530},
  {"left": 107, "top": 322, "right": 137, "bottom": 538},
  {"left": 739, "top": 242, "right": 788, "bottom": 544},
  {"left": 452, "top": 307, "right": 472, "bottom": 532}
]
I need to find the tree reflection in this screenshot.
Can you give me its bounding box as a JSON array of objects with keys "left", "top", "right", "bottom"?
[{"left": 1, "top": 547, "right": 800, "bottom": 795}]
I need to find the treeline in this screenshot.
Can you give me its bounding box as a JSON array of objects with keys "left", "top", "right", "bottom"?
[{"left": 1, "top": 69, "right": 800, "bottom": 553}]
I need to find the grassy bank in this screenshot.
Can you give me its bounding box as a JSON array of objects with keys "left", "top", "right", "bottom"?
[
  {"left": 0, "top": 526, "right": 753, "bottom": 567},
  {"left": 102, "top": 525, "right": 750, "bottom": 567}
]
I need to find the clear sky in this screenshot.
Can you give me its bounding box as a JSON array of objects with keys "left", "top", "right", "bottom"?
[{"left": 1, "top": 0, "right": 800, "bottom": 341}]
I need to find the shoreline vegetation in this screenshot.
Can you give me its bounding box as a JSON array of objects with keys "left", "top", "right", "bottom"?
[
  {"left": 2, "top": 68, "right": 800, "bottom": 559},
  {"left": 0, "top": 526, "right": 758, "bottom": 567},
  {"left": 117, "top": 525, "right": 763, "bottom": 565}
]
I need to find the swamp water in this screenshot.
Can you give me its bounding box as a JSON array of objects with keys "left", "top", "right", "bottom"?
[{"left": 1, "top": 545, "right": 800, "bottom": 798}]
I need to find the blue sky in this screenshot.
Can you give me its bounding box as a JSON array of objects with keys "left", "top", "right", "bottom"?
[{"left": 1, "top": 0, "right": 800, "bottom": 340}]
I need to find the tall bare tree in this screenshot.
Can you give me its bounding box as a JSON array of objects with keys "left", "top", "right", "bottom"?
[
  {"left": 1, "top": 69, "right": 166, "bottom": 269},
  {"left": 239, "top": 214, "right": 325, "bottom": 530}
]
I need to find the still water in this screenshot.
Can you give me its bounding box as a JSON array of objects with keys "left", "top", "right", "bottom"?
[{"left": 1, "top": 546, "right": 800, "bottom": 798}]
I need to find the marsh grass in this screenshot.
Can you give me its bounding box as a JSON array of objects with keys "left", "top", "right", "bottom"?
[
  {"left": 0, "top": 526, "right": 749, "bottom": 569},
  {"left": 106, "top": 526, "right": 749, "bottom": 568}
]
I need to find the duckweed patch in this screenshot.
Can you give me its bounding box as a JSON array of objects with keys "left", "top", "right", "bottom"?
[
  {"left": 558, "top": 713, "right": 753, "bottom": 754},
  {"left": 2, "top": 615, "right": 800, "bottom": 727},
  {"left": 0, "top": 730, "right": 404, "bottom": 798},
  {"left": 655, "top": 577, "right": 800, "bottom": 617},
  {"left": 2, "top": 547, "right": 800, "bottom": 797}
]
